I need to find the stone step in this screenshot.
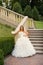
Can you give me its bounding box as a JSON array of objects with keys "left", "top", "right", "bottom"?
[
  {"left": 29, "top": 30, "right": 43, "bottom": 33},
  {"left": 33, "top": 44, "right": 43, "bottom": 47},
  {"left": 29, "top": 36, "right": 43, "bottom": 38},
  {"left": 32, "top": 43, "right": 43, "bottom": 46},
  {"left": 31, "top": 42, "right": 43, "bottom": 44},
  {"left": 28, "top": 29, "right": 43, "bottom": 33},
  {"left": 36, "top": 51, "right": 43, "bottom": 54},
  {"left": 34, "top": 47, "right": 43, "bottom": 50},
  {"left": 29, "top": 31, "right": 43, "bottom": 33},
  {"left": 36, "top": 49, "right": 43, "bottom": 51},
  {"left": 31, "top": 41, "right": 43, "bottom": 44},
  {"left": 33, "top": 43, "right": 43, "bottom": 46},
  {"left": 29, "top": 33, "right": 43, "bottom": 36},
  {"left": 34, "top": 44, "right": 43, "bottom": 49},
  {"left": 35, "top": 48, "right": 43, "bottom": 54},
  {"left": 29, "top": 38, "right": 43, "bottom": 41}
]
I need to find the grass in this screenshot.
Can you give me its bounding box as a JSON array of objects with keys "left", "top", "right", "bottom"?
[
  {"left": 34, "top": 21, "right": 43, "bottom": 29},
  {"left": 0, "top": 23, "right": 14, "bottom": 37}
]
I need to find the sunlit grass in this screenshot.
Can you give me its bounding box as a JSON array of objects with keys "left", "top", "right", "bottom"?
[
  {"left": 0, "top": 23, "right": 14, "bottom": 37},
  {"left": 34, "top": 21, "right": 43, "bottom": 29}
]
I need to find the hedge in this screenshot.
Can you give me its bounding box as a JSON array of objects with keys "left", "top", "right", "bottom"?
[
  {"left": 0, "top": 49, "right": 4, "bottom": 65},
  {"left": 0, "top": 37, "right": 14, "bottom": 56}
]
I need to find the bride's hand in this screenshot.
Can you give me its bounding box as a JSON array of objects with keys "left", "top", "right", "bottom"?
[{"left": 24, "top": 31, "right": 29, "bottom": 35}]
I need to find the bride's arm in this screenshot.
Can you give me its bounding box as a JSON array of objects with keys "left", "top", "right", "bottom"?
[
  {"left": 14, "top": 31, "right": 19, "bottom": 35},
  {"left": 11, "top": 30, "right": 19, "bottom": 35},
  {"left": 24, "top": 30, "right": 30, "bottom": 37}
]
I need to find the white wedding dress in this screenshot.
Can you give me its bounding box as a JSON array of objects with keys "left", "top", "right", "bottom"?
[{"left": 12, "top": 31, "right": 36, "bottom": 57}]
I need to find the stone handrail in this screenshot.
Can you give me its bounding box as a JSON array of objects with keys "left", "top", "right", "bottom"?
[{"left": 0, "top": 6, "right": 35, "bottom": 29}]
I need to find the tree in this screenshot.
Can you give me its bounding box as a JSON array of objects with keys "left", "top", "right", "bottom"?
[
  {"left": 30, "top": 0, "right": 43, "bottom": 16},
  {"left": 10, "top": 0, "right": 20, "bottom": 9},
  {"left": 19, "top": 0, "right": 30, "bottom": 10},
  {"left": 38, "top": 1, "right": 43, "bottom": 16},
  {"left": 32, "top": 6, "right": 40, "bottom": 20},
  {"left": 12, "top": 2, "right": 22, "bottom": 14},
  {"left": 10, "top": 0, "right": 31, "bottom": 10},
  {"left": 3, "top": 0, "right": 9, "bottom": 8},
  {"left": 31, "top": 0, "right": 42, "bottom": 7},
  {"left": 24, "top": 5, "right": 32, "bottom": 18},
  {"left": 39, "top": 3, "right": 43, "bottom": 16},
  {"left": 0, "top": 0, "right": 2, "bottom": 6}
]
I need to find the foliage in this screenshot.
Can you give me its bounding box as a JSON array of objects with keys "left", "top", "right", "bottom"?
[
  {"left": 24, "top": 5, "right": 32, "bottom": 18},
  {"left": 32, "top": 6, "right": 40, "bottom": 20},
  {"left": 31, "top": 0, "right": 43, "bottom": 16},
  {"left": 10, "top": 0, "right": 30, "bottom": 10},
  {"left": 0, "top": 0, "right": 2, "bottom": 6},
  {"left": 38, "top": 3, "right": 43, "bottom": 16},
  {"left": 19, "top": 0, "right": 30, "bottom": 10},
  {"left": 0, "top": 49, "right": 4, "bottom": 65},
  {"left": 12, "top": 2, "right": 22, "bottom": 14},
  {"left": 10, "top": 0, "right": 19, "bottom": 9},
  {"left": 0, "top": 37, "right": 14, "bottom": 56}
]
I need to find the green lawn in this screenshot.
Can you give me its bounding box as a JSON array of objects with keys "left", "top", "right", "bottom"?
[
  {"left": 34, "top": 21, "right": 43, "bottom": 29},
  {"left": 0, "top": 23, "right": 14, "bottom": 37}
]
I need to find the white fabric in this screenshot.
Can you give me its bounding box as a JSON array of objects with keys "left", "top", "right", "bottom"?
[
  {"left": 12, "top": 31, "right": 36, "bottom": 57},
  {"left": 11, "top": 16, "right": 28, "bottom": 34}
]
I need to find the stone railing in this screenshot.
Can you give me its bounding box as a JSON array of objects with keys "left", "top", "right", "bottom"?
[{"left": 0, "top": 6, "right": 35, "bottom": 29}]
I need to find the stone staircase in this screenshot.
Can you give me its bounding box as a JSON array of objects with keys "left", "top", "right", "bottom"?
[{"left": 28, "top": 29, "right": 43, "bottom": 54}]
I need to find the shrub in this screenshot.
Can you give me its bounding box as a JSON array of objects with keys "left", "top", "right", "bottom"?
[
  {"left": 0, "top": 49, "right": 4, "bottom": 65},
  {"left": 0, "top": 37, "right": 14, "bottom": 56},
  {"left": 12, "top": 2, "right": 23, "bottom": 14},
  {"left": 32, "top": 6, "right": 40, "bottom": 20},
  {"left": 24, "top": 5, "right": 32, "bottom": 18}
]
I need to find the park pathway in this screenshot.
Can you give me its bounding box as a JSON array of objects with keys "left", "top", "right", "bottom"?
[{"left": 4, "top": 54, "right": 43, "bottom": 65}]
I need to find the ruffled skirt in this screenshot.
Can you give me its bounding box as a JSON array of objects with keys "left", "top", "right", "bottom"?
[{"left": 12, "top": 36, "right": 36, "bottom": 57}]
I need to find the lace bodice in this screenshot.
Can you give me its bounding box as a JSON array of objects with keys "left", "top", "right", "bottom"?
[{"left": 18, "top": 31, "right": 26, "bottom": 37}]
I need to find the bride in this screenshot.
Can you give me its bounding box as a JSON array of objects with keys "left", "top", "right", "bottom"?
[{"left": 12, "top": 25, "right": 36, "bottom": 57}]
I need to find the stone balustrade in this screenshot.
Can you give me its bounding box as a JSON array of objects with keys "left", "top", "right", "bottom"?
[{"left": 0, "top": 6, "right": 35, "bottom": 29}]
